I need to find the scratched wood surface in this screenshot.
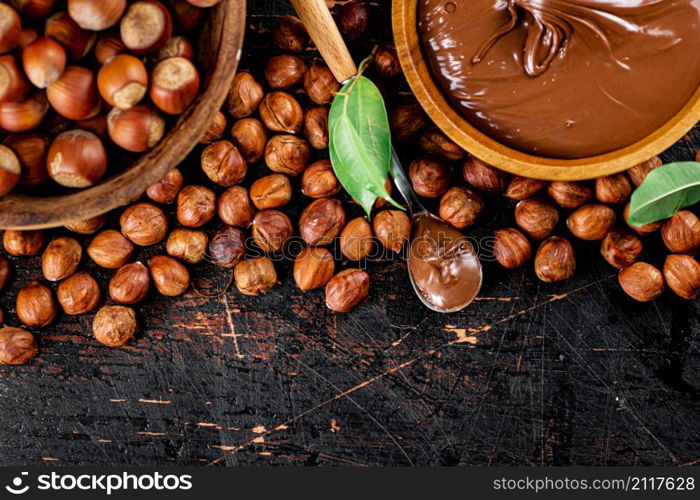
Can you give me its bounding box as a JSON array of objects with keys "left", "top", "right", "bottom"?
[{"left": 1, "top": 0, "right": 699, "bottom": 466}]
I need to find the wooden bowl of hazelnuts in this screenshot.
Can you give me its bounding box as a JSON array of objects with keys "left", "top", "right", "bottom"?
[{"left": 0, "top": 0, "right": 246, "bottom": 230}]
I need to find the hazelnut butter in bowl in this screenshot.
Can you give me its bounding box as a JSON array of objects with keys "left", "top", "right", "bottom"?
[{"left": 393, "top": 0, "right": 700, "bottom": 179}]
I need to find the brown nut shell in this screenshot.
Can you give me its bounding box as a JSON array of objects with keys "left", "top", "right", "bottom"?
[
  {"left": 515, "top": 198, "right": 559, "bottom": 240},
  {"left": 439, "top": 186, "right": 483, "bottom": 229},
  {"left": 217, "top": 186, "right": 255, "bottom": 228},
  {"left": 3, "top": 229, "right": 44, "bottom": 256},
  {"left": 93, "top": 305, "right": 137, "bottom": 346},
  {"left": 294, "top": 247, "right": 335, "bottom": 291},
  {"left": 259, "top": 91, "right": 303, "bottom": 134},
  {"left": 504, "top": 176, "right": 547, "bottom": 200},
  {"left": 299, "top": 198, "right": 347, "bottom": 246},
  {"left": 208, "top": 227, "right": 246, "bottom": 268},
  {"left": 548, "top": 181, "right": 593, "bottom": 209},
  {"left": 264, "top": 134, "right": 311, "bottom": 176},
  {"left": 57, "top": 272, "right": 100, "bottom": 315},
  {"left": 600, "top": 229, "right": 643, "bottom": 269},
  {"left": 618, "top": 262, "right": 664, "bottom": 302},
  {"left": 409, "top": 157, "right": 450, "bottom": 198},
  {"left": 201, "top": 140, "right": 247, "bottom": 187},
  {"left": 661, "top": 210, "right": 700, "bottom": 254},
  {"left": 301, "top": 159, "right": 340, "bottom": 198},
  {"left": 230, "top": 118, "right": 267, "bottom": 164},
  {"left": 17, "top": 281, "right": 57, "bottom": 328},
  {"left": 109, "top": 262, "right": 150, "bottom": 305},
  {"left": 534, "top": 236, "right": 576, "bottom": 283},
  {"left": 177, "top": 185, "right": 216, "bottom": 227},
  {"left": 42, "top": 236, "right": 82, "bottom": 281},
  {"left": 303, "top": 62, "right": 339, "bottom": 105},
  {"left": 166, "top": 229, "right": 208, "bottom": 265},
  {"left": 120, "top": 202, "right": 168, "bottom": 246},
  {"left": 87, "top": 230, "right": 134, "bottom": 269},
  {"left": 146, "top": 168, "right": 183, "bottom": 204},
  {"left": 373, "top": 209, "right": 411, "bottom": 253},
  {"left": 325, "top": 269, "right": 370, "bottom": 313},
  {"left": 493, "top": 228, "right": 532, "bottom": 269},
  {"left": 148, "top": 255, "right": 190, "bottom": 297},
  {"left": 663, "top": 254, "right": 700, "bottom": 300},
  {"left": 252, "top": 210, "right": 293, "bottom": 253},
  {"left": 566, "top": 204, "right": 616, "bottom": 241},
  {"left": 226, "top": 72, "right": 263, "bottom": 118},
  {"left": 0, "top": 327, "right": 37, "bottom": 365},
  {"left": 250, "top": 174, "right": 292, "bottom": 210},
  {"left": 340, "top": 217, "right": 374, "bottom": 261},
  {"left": 234, "top": 257, "right": 278, "bottom": 296}
]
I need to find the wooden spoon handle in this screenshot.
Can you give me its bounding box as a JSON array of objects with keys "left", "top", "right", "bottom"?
[{"left": 290, "top": 0, "right": 357, "bottom": 83}]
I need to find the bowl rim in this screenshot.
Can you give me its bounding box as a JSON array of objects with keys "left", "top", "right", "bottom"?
[
  {"left": 0, "top": 0, "right": 246, "bottom": 230},
  {"left": 392, "top": 0, "right": 700, "bottom": 181}
]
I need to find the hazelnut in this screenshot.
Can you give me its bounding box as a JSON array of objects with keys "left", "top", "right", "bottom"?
[
  {"left": 548, "top": 181, "right": 593, "bottom": 209},
  {"left": 148, "top": 255, "right": 190, "bottom": 297},
  {"left": 107, "top": 105, "right": 165, "bottom": 152},
  {"left": 16, "top": 281, "right": 57, "bottom": 328},
  {"left": 303, "top": 62, "right": 339, "bottom": 105},
  {"left": 157, "top": 35, "right": 193, "bottom": 61},
  {"left": 374, "top": 44, "right": 401, "bottom": 78},
  {"left": 534, "top": 236, "right": 576, "bottom": 283},
  {"left": 87, "top": 230, "right": 134, "bottom": 269},
  {"left": 462, "top": 157, "right": 509, "bottom": 193},
  {"left": 294, "top": 247, "right": 335, "bottom": 291},
  {"left": 618, "top": 262, "right": 664, "bottom": 302},
  {"left": 120, "top": 202, "right": 168, "bottom": 246},
  {"left": 217, "top": 185, "right": 255, "bottom": 228},
  {"left": 44, "top": 12, "right": 96, "bottom": 60},
  {"left": 338, "top": 2, "right": 369, "bottom": 41},
  {"left": 3, "top": 229, "right": 44, "bottom": 256},
  {"left": 303, "top": 106, "right": 329, "bottom": 150},
  {"left": 373, "top": 210, "right": 411, "bottom": 253},
  {"left": 4, "top": 133, "right": 50, "bottom": 187},
  {"left": 0, "top": 90, "right": 50, "bottom": 133},
  {"left": 93, "top": 305, "right": 137, "bottom": 346},
  {"left": 250, "top": 174, "right": 292, "bottom": 210},
  {"left": 409, "top": 157, "right": 450, "bottom": 198},
  {"left": 340, "top": 217, "right": 374, "bottom": 261},
  {"left": 515, "top": 198, "right": 560, "bottom": 240},
  {"left": 109, "top": 262, "right": 150, "bottom": 305},
  {"left": 201, "top": 140, "right": 247, "bottom": 187},
  {"left": 146, "top": 168, "right": 183, "bottom": 204},
  {"left": 259, "top": 91, "right": 303, "bottom": 134},
  {"left": 0, "top": 144, "right": 21, "bottom": 196},
  {"left": 595, "top": 173, "right": 631, "bottom": 204},
  {"left": 120, "top": 0, "right": 172, "bottom": 55},
  {"left": 200, "top": 110, "right": 226, "bottom": 144},
  {"left": 390, "top": 101, "right": 426, "bottom": 141},
  {"left": 493, "top": 228, "right": 532, "bottom": 269},
  {"left": 94, "top": 32, "right": 126, "bottom": 64},
  {"left": 177, "top": 185, "right": 216, "bottom": 227},
  {"left": 0, "top": 54, "right": 30, "bottom": 104},
  {"left": 439, "top": 186, "right": 483, "bottom": 229},
  {"left": 166, "top": 229, "right": 208, "bottom": 264},
  {"left": 661, "top": 210, "right": 700, "bottom": 253},
  {"left": 623, "top": 203, "right": 661, "bottom": 235},
  {"left": 663, "top": 254, "right": 700, "bottom": 300},
  {"left": 264, "top": 54, "right": 307, "bottom": 90},
  {"left": 419, "top": 128, "right": 465, "bottom": 161},
  {"left": 265, "top": 134, "right": 311, "bottom": 176},
  {"left": 301, "top": 159, "right": 340, "bottom": 198},
  {"left": 230, "top": 118, "right": 267, "bottom": 163},
  {"left": 600, "top": 229, "right": 643, "bottom": 269},
  {"left": 252, "top": 210, "right": 293, "bottom": 253},
  {"left": 0, "top": 255, "right": 10, "bottom": 291},
  {"left": 47, "top": 66, "right": 99, "bottom": 121},
  {"left": 0, "top": 327, "right": 37, "bottom": 365},
  {"left": 234, "top": 257, "right": 278, "bottom": 296},
  {"left": 150, "top": 56, "right": 200, "bottom": 115},
  {"left": 566, "top": 204, "right": 616, "bottom": 241},
  {"left": 208, "top": 227, "right": 246, "bottom": 268},
  {"left": 68, "top": 0, "right": 126, "bottom": 31},
  {"left": 325, "top": 269, "right": 370, "bottom": 313},
  {"left": 97, "top": 53, "right": 147, "bottom": 109},
  {"left": 41, "top": 236, "right": 82, "bottom": 281},
  {"left": 56, "top": 272, "right": 100, "bottom": 315},
  {"left": 627, "top": 156, "right": 661, "bottom": 187},
  {"left": 226, "top": 72, "right": 264, "bottom": 118},
  {"left": 504, "top": 176, "right": 548, "bottom": 200},
  {"left": 272, "top": 15, "right": 308, "bottom": 53},
  {"left": 355, "top": 177, "right": 394, "bottom": 210},
  {"left": 0, "top": 4, "right": 20, "bottom": 53},
  {"left": 299, "top": 198, "right": 347, "bottom": 246},
  {"left": 65, "top": 215, "right": 105, "bottom": 235},
  {"left": 47, "top": 129, "right": 107, "bottom": 188}
]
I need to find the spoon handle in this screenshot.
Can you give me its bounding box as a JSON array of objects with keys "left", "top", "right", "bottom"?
[{"left": 390, "top": 148, "right": 425, "bottom": 214}]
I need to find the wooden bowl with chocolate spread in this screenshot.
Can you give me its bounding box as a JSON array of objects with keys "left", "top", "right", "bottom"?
[{"left": 393, "top": 0, "right": 700, "bottom": 180}]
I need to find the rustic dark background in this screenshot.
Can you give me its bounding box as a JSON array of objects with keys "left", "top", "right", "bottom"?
[{"left": 1, "top": 0, "right": 699, "bottom": 467}]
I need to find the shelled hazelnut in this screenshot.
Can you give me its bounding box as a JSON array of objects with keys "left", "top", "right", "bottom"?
[
  {"left": 3, "top": 229, "right": 43, "bottom": 256},
  {"left": 600, "top": 229, "right": 642, "bottom": 269},
  {"left": 56, "top": 272, "right": 100, "bottom": 315},
  {"left": 166, "top": 229, "right": 208, "bottom": 264},
  {"left": 515, "top": 198, "right": 559, "bottom": 240},
  {"left": 623, "top": 203, "right": 661, "bottom": 235},
  {"left": 462, "top": 157, "right": 509, "bottom": 193},
  {"left": 250, "top": 174, "right": 292, "bottom": 210},
  {"left": 272, "top": 15, "right": 308, "bottom": 53},
  {"left": 41, "top": 236, "right": 82, "bottom": 281},
  {"left": 504, "top": 177, "right": 547, "bottom": 201},
  {"left": 340, "top": 217, "right": 373, "bottom": 261},
  {"left": 201, "top": 140, "right": 247, "bottom": 187},
  {"left": 548, "top": 181, "right": 593, "bottom": 209},
  {"left": 217, "top": 185, "right": 255, "bottom": 228},
  {"left": 87, "top": 229, "right": 134, "bottom": 269},
  {"left": 493, "top": 228, "right": 532, "bottom": 269},
  {"left": 325, "top": 269, "right": 370, "bottom": 313},
  {"left": 97, "top": 54, "right": 147, "bottom": 109},
  {"left": 148, "top": 255, "right": 190, "bottom": 297},
  {"left": 627, "top": 156, "right": 661, "bottom": 187},
  {"left": 264, "top": 54, "right": 307, "bottom": 90},
  {"left": 120, "top": 0, "right": 172, "bottom": 55},
  {"left": 120, "top": 202, "right": 168, "bottom": 246},
  {"left": 303, "top": 106, "right": 329, "bottom": 150},
  {"left": 147, "top": 168, "right": 183, "bottom": 204},
  {"left": 390, "top": 101, "right": 426, "bottom": 142},
  {"left": 0, "top": 256, "right": 10, "bottom": 291},
  {"left": 109, "top": 262, "right": 150, "bottom": 305},
  {"left": 294, "top": 247, "right": 335, "bottom": 291},
  {"left": 566, "top": 204, "right": 616, "bottom": 241},
  {"left": 373, "top": 210, "right": 410, "bottom": 253},
  {"left": 259, "top": 91, "right": 303, "bottom": 134},
  {"left": 338, "top": 3, "right": 369, "bottom": 41},
  {"left": 252, "top": 210, "right": 293, "bottom": 253},
  {"left": 16, "top": 280, "right": 57, "bottom": 328},
  {"left": 660, "top": 210, "right": 700, "bottom": 254},
  {"left": 226, "top": 72, "right": 264, "bottom": 119},
  {"left": 595, "top": 173, "right": 631, "bottom": 204},
  {"left": 107, "top": 105, "right": 165, "bottom": 152},
  {"left": 0, "top": 327, "right": 38, "bottom": 365},
  {"left": 65, "top": 215, "right": 105, "bottom": 235},
  {"left": 419, "top": 128, "right": 465, "bottom": 161},
  {"left": 93, "top": 305, "right": 137, "bottom": 346},
  {"left": 200, "top": 110, "right": 226, "bottom": 144},
  {"left": 47, "top": 129, "right": 107, "bottom": 188},
  {"left": 0, "top": 145, "right": 21, "bottom": 196},
  {"left": 22, "top": 37, "right": 66, "bottom": 89},
  {"left": 618, "top": 262, "right": 664, "bottom": 302},
  {"left": 265, "top": 134, "right": 311, "bottom": 176},
  {"left": 534, "top": 236, "right": 576, "bottom": 283},
  {"left": 208, "top": 227, "right": 245, "bottom": 268},
  {"left": 409, "top": 157, "right": 450, "bottom": 198},
  {"left": 374, "top": 44, "right": 401, "bottom": 78},
  {"left": 303, "top": 62, "right": 339, "bottom": 105},
  {"left": 234, "top": 257, "right": 278, "bottom": 296},
  {"left": 301, "top": 160, "right": 340, "bottom": 198},
  {"left": 177, "top": 185, "right": 216, "bottom": 227},
  {"left": 439, "top": 186, "right": 483, "bottom": 229},
  {"left": 150, "top": 56, "right": 200, "bottom": 114},
  {"left": 663, "top": 254, "right": 700, "bottom": 300},
  {"left": 299, "top": 198, "right": 347, "bottom": 246},
  {"left": 230, "top": 118, "right": 267, "bottom": 163}
]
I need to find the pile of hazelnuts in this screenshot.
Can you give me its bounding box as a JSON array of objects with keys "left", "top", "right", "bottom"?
[{"left": 0, "top": 0, "right": 216, "bottom": 197}]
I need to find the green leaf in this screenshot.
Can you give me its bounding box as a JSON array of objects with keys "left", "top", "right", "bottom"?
[
  {"left": 329, "top": 75, "right": 401, "bottom": 217},
  {"left": 628, "top": 162, "right": 700, "bottom": 226}
]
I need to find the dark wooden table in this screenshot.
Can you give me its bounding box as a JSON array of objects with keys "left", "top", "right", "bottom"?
[{"left": 1, "top": 0, "right": 699, "bottom": 466}]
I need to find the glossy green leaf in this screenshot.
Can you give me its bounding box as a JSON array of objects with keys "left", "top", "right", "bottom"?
[
  {"left": 329, "top": 75, "right": 401, "bottom": 217},
  {"left": 628, "top": 162, "right": 700, "bottom": 225}
]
